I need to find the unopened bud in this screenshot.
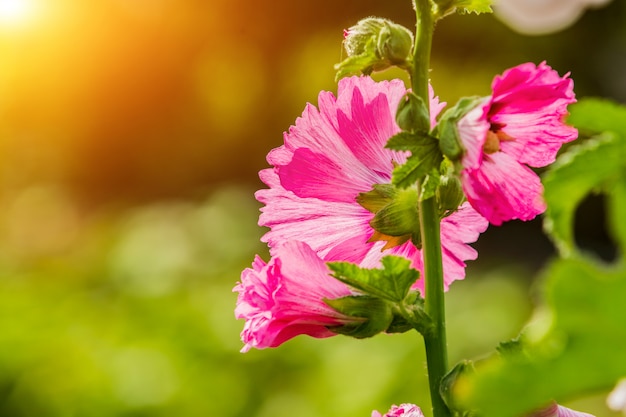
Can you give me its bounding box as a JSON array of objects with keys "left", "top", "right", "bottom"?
[
  {"left": 437, "top": 175, "right": 465, "bottom": 216},
  {"left": 396, "top": 92, "right": 431, "bottom": 134},
  {"left": 335, "top": 17, "right": 414, "bottom": 79}
]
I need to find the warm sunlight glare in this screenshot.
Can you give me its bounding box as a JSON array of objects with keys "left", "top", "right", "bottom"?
[{"left": 0, "top": 0, "right": 33, "bottom": 26}]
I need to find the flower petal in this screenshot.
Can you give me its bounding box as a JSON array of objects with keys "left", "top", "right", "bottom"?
[
  {"left": 257, "top": 168, "right": 374, "bottom": 261},
  {"left": 234, "top": 241, "right": 356, "bottom": 352},
  {"left": 490, "top": 62, "right": 577, "bottom": 167},
  {"left": 461, "top": 152, "right": 546, "bottom": 225},
  {"left": 257, "top": 76, "right": 485, "bottom": 293}
]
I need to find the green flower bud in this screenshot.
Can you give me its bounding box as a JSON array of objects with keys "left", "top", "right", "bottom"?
[
  {"left": 440, "top": 360, "right": 476, "bottom": 415},
  {"left": 396, "top": 92, "right": 431, "bottom": 134},
  {"left": 335, "top": 17, "right": 414, "bottom": 80},
  {"left": 437, "top": 174, "right": 465, "bottom": 216},
  {"left": 357, "top": 184, "right": 422, "bottom": 249}
]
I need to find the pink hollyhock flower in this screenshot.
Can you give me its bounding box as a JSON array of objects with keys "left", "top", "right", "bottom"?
[
  {"left": 257, "top": 75, "right": 488, "bottom": 292},
  {"left": 372, "top": 403, "right": 425, "bottom": 417},
  {"left": 457, "top": 61, "right": 577, "bottom": 226},
  {"left": 234, "top": 241, "right": 359, "bottom": 352}
]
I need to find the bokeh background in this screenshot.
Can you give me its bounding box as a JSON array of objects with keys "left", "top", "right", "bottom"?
[{"left": 0, "top": 0, "right": 624, "bottom": 416}]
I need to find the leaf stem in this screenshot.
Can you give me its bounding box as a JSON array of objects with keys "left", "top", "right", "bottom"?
[{"left": 411, "top": 2, "right": 451, "bottom": 417}]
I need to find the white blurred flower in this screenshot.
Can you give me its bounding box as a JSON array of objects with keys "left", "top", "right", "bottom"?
[
  {"left": 494, "top": 0, "right": 612, "bottom": 35},
  {"left": 608, "top": 379, "right": 626, "bottom": 415}
]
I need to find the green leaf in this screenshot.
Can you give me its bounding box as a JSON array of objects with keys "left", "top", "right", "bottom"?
[
  {"left": 567, "top": 97, "right": 626, "bottom": 137},
  {"left": 454, "top": 257, "right": 626, "bottom": 417},
  {"left": 325, "top": 295, "right": 393, "bottom": 338},
  {"left": 608, "top": 177, "right": 626, "bottom": 254},
  {"left": 327, "top": 256, "right": 420, "bottom": 303},
  {"left": 451, "top": 0, "right": 493, "bottom": 14},
  {"left": 386, "top": 131, "right": 434, "bottom": 152},
  {"left": 543, "top": 132, "right": 624, "bottom": 257},
  {"left": 391, "top": 141, "right": 443, "bottom": 189}
]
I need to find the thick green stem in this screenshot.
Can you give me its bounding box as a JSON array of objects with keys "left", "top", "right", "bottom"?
[
  {"left": 419, "top": 197, "right": 450, "bottom": 417},
  {"left": 411, "top": 2, "right": 451, "bottom": 417},
  {"left": 411, "top": 0, "right": 433, "bottom": 108}
]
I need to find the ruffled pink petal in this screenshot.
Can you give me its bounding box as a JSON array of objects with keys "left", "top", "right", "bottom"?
[
  {"left": 257, "top": 169, "right": 374, "bottom": 262},
  {"left": 440, "top": 202, "right": 489, "bottom": 288},
  {"left": 234, "top": 241, "right": 356, "bottom": 352},
  {"left": 461, "top": 152, "right": 546, "bottom": 226},
  {"left": 337, "top": 87, "right": 402, "bottom": 178},
  {"left": 334, "top": 76, "right": 407, "bottom": 122},
  {"left": 257, "top": 75, "right": 480, "bottom": 293},
  {"left": 490, "top": 61, "right": 577, "bottom": 167},
  {"left": 275, "top": 94, "right": 382, "bottom": 188},
  {"left": 277, "top": 147, "right": 373, "bottom": 203},
  {"left": 373, "top": 403, "right": 425, "bottom": 417}
]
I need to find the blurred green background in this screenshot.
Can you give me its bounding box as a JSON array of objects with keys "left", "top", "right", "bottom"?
[{"left": 0, "top": 0, "right": 624, "bottom": 416}]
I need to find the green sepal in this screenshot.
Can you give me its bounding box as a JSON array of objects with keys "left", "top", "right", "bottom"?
[
  {"left": 327, "top": 256, "right": 420, "bottom": 303},
  {"left": 435, "top": 96, "right": 484, "bottom": 162},
  {"left": 391, "top": 139, "right": 443, "bottom": 189},
  {"left": 335, "top": 43, "right": 380, "bottom": 80},
  {"left": 396, "top": 92, "right": 431, "bottom": 134},
  {"left": 438, "top": 119, "right": 464, "bottom": 162},
  {"left": 369, "top": 187, "right": 420, "bottom": 241},
  {"left": 397, "top": 291, "right": 433, "bottom": 335},
  {"left": 357, "top": 183, "right": 397, "bottom": 214},
  {"left": 325, "top": 295, "right": 393, "bottom": 338}
]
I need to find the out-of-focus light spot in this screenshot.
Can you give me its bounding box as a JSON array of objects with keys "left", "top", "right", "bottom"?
[{"left": 0, "top": 0, "right": 34, "bottom": 26}]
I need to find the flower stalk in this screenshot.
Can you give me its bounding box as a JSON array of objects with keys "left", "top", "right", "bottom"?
[{"left": 411, "top": 2, "right": 451, "bottom": 417}]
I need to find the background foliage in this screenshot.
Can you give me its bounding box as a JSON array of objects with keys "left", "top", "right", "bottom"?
[{"left": 0, "top": 1, "right": 624, "bottom": 416}]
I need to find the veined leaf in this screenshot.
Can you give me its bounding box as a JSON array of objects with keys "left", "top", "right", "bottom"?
[
  {"left": 327, "top": 256, "right": 420, "bottom": 303},
  {"left": 455, "top": 257, "right": 626, "bottom": 417}
]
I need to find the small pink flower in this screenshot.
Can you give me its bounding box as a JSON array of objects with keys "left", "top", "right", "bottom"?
[
  {"left": 457, "top": 61, "right": 577, "bottom": 225},
  {"left": 257, "top": 76, "right": 488, "bottom": 292},
  {"left": 234, "top": 241, "right": 358, "bottom": 352},
  {"left": 372, "top": 403, "right": 425, "bottom": 417}
]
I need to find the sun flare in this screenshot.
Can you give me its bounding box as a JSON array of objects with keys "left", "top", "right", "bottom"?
[{"left": 0, "top": 0, "right": 34, "bottom": 26}]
